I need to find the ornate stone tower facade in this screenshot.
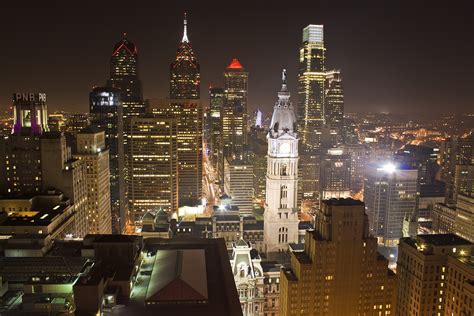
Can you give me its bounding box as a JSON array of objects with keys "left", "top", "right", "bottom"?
[{"left": 264, "top": 70, "right": 299, "bottom": 254}]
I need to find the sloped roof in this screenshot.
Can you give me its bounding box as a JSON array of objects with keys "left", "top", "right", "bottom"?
[
  {"left": 145, "top": 249, "right": 208, "bottom": 303},
  {"left": 112, "top": 35, "right": 138, "bottom": 56},
  {"left": 227, "top": 58, "right": 243, "bottom": 70}
]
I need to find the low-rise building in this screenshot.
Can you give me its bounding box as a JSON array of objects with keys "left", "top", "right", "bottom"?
[{"left": 0, "top": 190, "right": 76, "bottom": 244}]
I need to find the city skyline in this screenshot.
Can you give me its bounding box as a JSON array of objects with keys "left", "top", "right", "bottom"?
[
  {"left": 1, "top": 1, "right": 473, "bottom": 115},
  {"left": 1, "top": 2, "right": 474, "bottom": 315}
]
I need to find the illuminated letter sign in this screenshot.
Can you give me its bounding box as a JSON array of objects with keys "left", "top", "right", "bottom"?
[{"left": 13, "top": 92, "right": 46, "bottom": 102}]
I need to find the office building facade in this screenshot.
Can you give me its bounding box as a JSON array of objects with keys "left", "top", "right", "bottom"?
[
  {"left": 224, "top": 158, "right": 254, "bottom": 215},
  {"left": 364, "top": 162, "right": 419, "bottom": 247},
  {"left": 0, "top": 93, "right": 49, "bottom": 195},
  {"left": 126, "top": 116, "right": 178, "bottom": 225},
  {"left": 169, "top": 15, "right": 203, "bottom": 206},
  {"left": 74, "top": 128, "right": 112, "bottom": 234},
  {"left": 222, "top": 58, "right": 249, "bottom": 161},
  {"left": 107, "top": 34, "right": 145, "bottom": 117},
  {"left": 324, "top": 70, "right": 344, "bottom": 146},
  {"left": 209, "top": 87, "right": 224, "bottom": 171},
  {"left": 280, "top": 199, "right": 397, "bottom": 315},
  {"left": 319, "top": 148, "right": 351, "bottom": 200},
  {"left": 397, "top": 234, "right": 473, "bottom": 315},
  {"left": 297, "top": 25, "right": 326, "bottom": 150},
  {"left": 90, "top": 86, "right": 125, "bottom": 233}
]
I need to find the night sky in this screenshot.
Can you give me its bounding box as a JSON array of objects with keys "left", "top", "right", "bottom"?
[{"left": 1, "top": 1, "right": 473, "bottom": 116}]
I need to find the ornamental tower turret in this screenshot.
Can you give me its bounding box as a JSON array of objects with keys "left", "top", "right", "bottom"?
[{"left": 264, "top": 70, "right": 300, "bottom": 255}]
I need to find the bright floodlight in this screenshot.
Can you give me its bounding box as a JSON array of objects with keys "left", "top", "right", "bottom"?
[
  {"left": 218, "top": 204, "right": 225, "bottom": 211},
  {"left": 382, "top": 163, "right": 396, "bottom": 173}
]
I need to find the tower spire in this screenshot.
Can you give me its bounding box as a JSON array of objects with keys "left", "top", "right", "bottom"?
[
  {"left": 281, "top": 68, "right": 288, "bottom": 92},
  {"left": 182, "top": 12, "right": 189, "bottom": 43}
]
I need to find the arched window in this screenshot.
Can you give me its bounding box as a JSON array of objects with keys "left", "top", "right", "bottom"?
[
  {"left": 280, "top": 185, "right": 288, "bottom": 208},
  {"left": 280, "top": 185, "right": 288, "bottom": 199},
  {"left": 281, "top": 164, "right": 287, "bottom": 176}
]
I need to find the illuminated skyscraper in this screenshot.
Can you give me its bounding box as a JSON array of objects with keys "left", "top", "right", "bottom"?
[
  {"left": 324, "top": 70, "right": 344, "bottom": 146},
  {"left": 319, "top": 148, "right": 351, "bottom": 200},
  {"left": 280, "top": 199, "right": 397, "bottom": 316},
  {"left": 40, "top": 132, "right": 89, "bottom": 237},
  {"left": 169, "top": 14, "right": 203, "bottom": 206},
  {"left": 0, "top": 93, "right": 49, "bottom": 195},
  {"left": 264, "top": 70, "right": 299, "bottom": 255},
  {"left": 224, "top": 158, "right": 254, "bottom": 215},
  {"left": 439, "top": 133, "right": 474, "bottom": 204},
  {"left": 74, "top": 127, "right": 112, "bottom": 234},
  {"left": 222, "top": 58, "right": 248, "bottom": 160},
  {"left": 209, "top": 87, "right": 224, "bottom": 170},
  {"left": 126, "top": 116, "right": 178, "bottom": 225},
  {"left": 298, "top": 24, "right": 326, "bottom": 150},
  {"left": 90, "top": 87, "right": 125, "bottom": 233},
  {"left": 170, "top": 13, "right": 200, "bottom": 99},
  {"left": 107, "top": 34, "right": 144, "bottom": 117},
  {"left": 11, "top": 92, "right": 49, "bottom": 136},
  {"left": 364, "top": 162, "right": 419, "bottom": 247},
  {"left": 0, "top": 93, "right": 89, "bottom": 237}
]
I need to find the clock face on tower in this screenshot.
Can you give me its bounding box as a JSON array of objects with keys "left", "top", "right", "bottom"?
[{"left": 280, "top": 142, "right": 290, "bottom": 154}]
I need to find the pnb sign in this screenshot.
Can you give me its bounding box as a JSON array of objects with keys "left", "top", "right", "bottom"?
[{"left": 13, "top": 93, "right": 47, "bottom": 102}]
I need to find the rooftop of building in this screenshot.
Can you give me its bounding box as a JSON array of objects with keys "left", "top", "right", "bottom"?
[
  {"left": 289, "top": 243, "right": 305, "bottom": 252},
  {"left": 451, "top": 255, "right": 474, "bottom": 269},
  {"left": 281, "top": 267, "right": 298, "bottom": 282},
  {"left": 0, "top": 256, "right": 90, "bottom": 284},
  {"left": 322, "top": 198, "right": 365, "bottom": 207},
  {"left": 243, "top": 221, "right": 263, "bottom": 230},
  {"left": 261, "top": 261, "right": 283, "bottom": 273},
  {"left": 227, "top": 158, "right": 252, "bottom": 166},
  {"left": 293, "top": 251, "right": 312, "bottom": 264},
  {"left": 0, "top": 204, "right": 69, "bottom": 227},
  {"left": 298, "top": 221, "right": 313, "bottom": 230},
  {"left": 78, "top": 125, "right": 103, "bottom": 134},
  {"left": 126, "top": 238, "right": 241, "bottom": 315},
  {"left": 40, "top": 131, "right": 63, "bottom": 139},
  {"left": 417, "top": 234, "right": 472, "bottom": 247},
  {"left": 366, "top": 161, "right": 418, "bottom": 171},
  {"left": 83, "top": 234, "right": 141, "bottom": 244},
  {"left": 213, "top": 214, "right": 241, "bottom": 222},
  {"left": 112, "top": 35, "right": 138, "bottom": 56},
  {"left": 226, "top": 58, "right": 244, "bottom": 70}
]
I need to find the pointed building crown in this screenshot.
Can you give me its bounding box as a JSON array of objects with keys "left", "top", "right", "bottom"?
[
  {"left": 112, "top": 34, "right": 138, "bottom": 56},
  {"left": 227, "top": 58, "right": 244, "bottom": 70},
  {"left": 182, "top": 12, "right": 189, "bottom": 43},
  {"left": 269, "top": 69, "right": 297, "bottom": 138}
]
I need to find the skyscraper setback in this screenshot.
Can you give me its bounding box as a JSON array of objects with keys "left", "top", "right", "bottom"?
[
  {"left": 298, "top": 24, "right": 326, "bottom": 150},
  {"left": 107, "top": 34, "right": 145, "bottom": 117},
  {"left": 169, "top": 14, "right": 203, "bottom": 206}
]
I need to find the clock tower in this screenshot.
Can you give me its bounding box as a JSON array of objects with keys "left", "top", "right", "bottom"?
[{"left": 264, "top": 70, "right": 299, "bottom": 255}]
